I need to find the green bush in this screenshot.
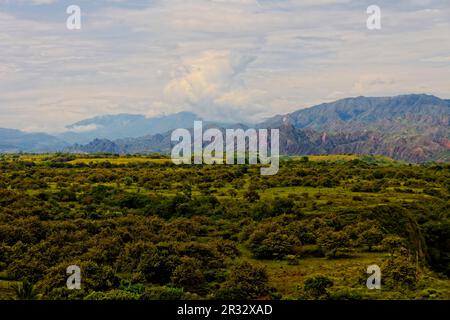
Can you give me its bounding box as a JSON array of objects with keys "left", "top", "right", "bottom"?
[
  {"left": 215, "top": 261, "right": 270, "bottom": 300},
  {"left": 170, "top": 257, "right": 206, "bottom": 294},
  {"left": 303, "top": 275, "right": 334, "bottom": 299}
]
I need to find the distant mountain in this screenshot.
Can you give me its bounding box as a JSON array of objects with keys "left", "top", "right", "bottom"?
[
  {"left": 67, "top": 139, "right": 123, "bottom": 154},
  {"left": 275, "top": 122, "right": 449, "bottom": 163},
  {"left": 260, "top": 94, "right": 449, "bottom": 131},
  {"left": 66, "top": 123, "right": 250, "bottom": 155},
  {"left": 261, "top": 94, "right": 449, "bottom": 162},
  {"left": 0, "top": 128, "right": 67, "bottom": 153},
  {"left": 58, "top": 112, "right": 202, "bottom": 144},
  {"left": 2, "top": 94, "right": 449, "bottom": 162},
  {"left": 65, "top": 94, "right": 450, "bottom": 162}
]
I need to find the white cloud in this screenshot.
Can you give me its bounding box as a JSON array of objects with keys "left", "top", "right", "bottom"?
[
  {"left": 67, "top": 124, "right": 98, "bottom": 133},
  {"left": 0, "top": 1, "right": 450, "bottom": 131},
  {"left": 163, "top": 50, "right": 264, "bottom": 122},
  {"left": 351, "top": 74, "right": 396, "bottom": 95},
  {"left": 165, "top": 51, "right": 254, "bottom": 104}
]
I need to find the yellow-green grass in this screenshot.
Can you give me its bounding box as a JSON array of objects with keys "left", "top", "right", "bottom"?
[
  {"left": 245, "top": 253, "right": 450, "bottom": 300},
  {"left": 67, "top": 157, "right": 171, "bottom": 165},
  {"left": 0, "top": 154, "right": 49, "bottom": 163},
  {"left": 0, "top": 280, "right": 19, "bottom": 300},
  {"left": 257, "top": 253, "right": 384, "bottom": 298},
  {"left": 291, "top": 155, "right": 360, "bottom": 162},
  {"left": 289, "top": 154, "right": 395, "bottom": 162}
]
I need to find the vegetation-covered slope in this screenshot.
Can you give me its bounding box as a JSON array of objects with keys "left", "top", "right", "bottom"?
[{"left": 0, "top": 154, "right": 449, "bottom": 300}]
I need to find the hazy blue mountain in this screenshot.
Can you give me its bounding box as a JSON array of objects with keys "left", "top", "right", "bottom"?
[
  {"left": 0, "top": 128, "right": 67, "bottom": 153},
  {"left": 58, "top": 112, "right": 202, "bottom": 144}
]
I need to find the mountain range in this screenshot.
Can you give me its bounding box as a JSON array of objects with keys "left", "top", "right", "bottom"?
[
  {"left": 58, "top": 111, "right": 202, "bottom": 144},
  {"left": 1, "top": 94, "right": 449, "bottom": 162},
  {"left": 0, "top": 128, "right": 68, "bottom": 153},
  {"left": 261, "top": 94, "right": 449, "bottom": 162}
]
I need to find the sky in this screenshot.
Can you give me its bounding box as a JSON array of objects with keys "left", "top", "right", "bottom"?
[{"left": 0, "top": 0, "right": 449, "bottom": 133}]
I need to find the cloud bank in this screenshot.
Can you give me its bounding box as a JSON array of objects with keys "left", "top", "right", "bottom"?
[{"left": 0, "top": 0, "right": 449, "bottom": 132}]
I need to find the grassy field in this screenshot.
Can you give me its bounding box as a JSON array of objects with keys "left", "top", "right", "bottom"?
[
  {"left": 288, "top": 154, "right": 396, "bottom": 163},
  {"left": 67, "top": 157, "right": 172, "bottom": 165}
]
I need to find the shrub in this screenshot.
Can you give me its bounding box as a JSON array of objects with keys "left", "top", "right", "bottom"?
[
  {"left": 381, "top": 235, "right": 407, "bottom": 254},
  {"left": 137, "top": 244, "right": 180, "bottom": 284},
  {"left": 247, "top": 222, "right": 301, "bottom": 259},
  {"left": 317, "top": 231, "right": 351, "bottom": 259},
  {"left": 382, "top": 255, "right": 418, "bottom": 289},
  {"left": 215, "top": 261, "right": 270, "bottom": 300},
  {"left": 358, "top": 227, "right": 384, "bottom": 252},
  {"left": 170, "top": 257, "right": 205, "bottom": 294},
  {"left": 244, "top": 190, "right": 260, "bottom": 203},
  {"left": 303, "top": 275, "right": 333, "bottom": 299}
]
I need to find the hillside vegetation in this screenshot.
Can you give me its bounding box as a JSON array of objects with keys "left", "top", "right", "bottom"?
[{"left": 0, "top": 154, "right": 449, "bottom": 300}]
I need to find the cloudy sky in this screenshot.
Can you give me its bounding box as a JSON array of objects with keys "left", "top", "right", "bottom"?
[{"left": 0, "top": 0, "right": 449, "bottom": 132}]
